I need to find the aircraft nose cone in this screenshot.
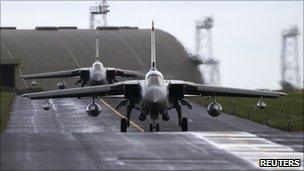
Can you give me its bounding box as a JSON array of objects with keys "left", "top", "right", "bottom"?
[
  {"left": 93, "top": 72, "right": 104, "bottom": 82},
  {"left": 144, "top": 89, "right": 165, "bottom": 108},
  {"left": 96, "top": 73, "right": 103, "bottom": 81}
]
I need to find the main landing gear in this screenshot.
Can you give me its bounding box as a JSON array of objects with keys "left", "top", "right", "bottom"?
[
  {"left": 120, "top": 118, "right": 128, "bottom": 132},
  {"left": 119, "top": 100, "right": 137, "bottom": 132},
  {"left": 180, "top": 117, "right": 188, "bottom": 131},
  {"left": 119, "top": 99, "right": 190, "bottom": 132},
  {"left": 174, "top": 101, "right": 189, "bottom": 132}
]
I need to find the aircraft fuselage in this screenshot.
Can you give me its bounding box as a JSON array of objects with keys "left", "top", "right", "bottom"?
[
  {"left": 137, "top": 70, "right": 172, "bottom": 119},
  {"left": 88, "top": 61, "right": 107, "bottom": 86}
]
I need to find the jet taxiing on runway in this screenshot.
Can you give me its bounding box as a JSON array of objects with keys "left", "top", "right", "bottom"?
[
  {"left": 20, "top": 30, "right": 142, "bottom": 89},
  {"left": 22, "top": 21, "right": 286, "bottom": 132}
]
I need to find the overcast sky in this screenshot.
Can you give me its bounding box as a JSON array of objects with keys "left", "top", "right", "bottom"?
[{"left": 1, "top": 1, "right": 303, "bottom": 89}]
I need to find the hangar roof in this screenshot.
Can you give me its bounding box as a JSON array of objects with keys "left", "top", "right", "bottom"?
[{"left": 1, "top": 28, "right": 201, "bottom": 90}]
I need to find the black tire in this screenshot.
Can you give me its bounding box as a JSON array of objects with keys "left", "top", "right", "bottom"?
[
  {"left": 149, "top": 123, "right": 153, "bottom": 132},
  {"left": 126, "top": 119, "right": 130, "bottom": 127},
  {"left": 181, "top": 117, "right": 188, "bottom": 132},
  {"left": 121, "top": 118, "right": 127, "bottom": 132},
  {"left": 156, "top": 123, "right": 160, "bottom": 132}
]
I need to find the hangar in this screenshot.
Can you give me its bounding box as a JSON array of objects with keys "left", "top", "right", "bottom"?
[
  {"left": 0, "top": 58, "right": 20, "bottom": 88},
  {"left": 0, "top": 27, "right": 201, "bottom": 90}
]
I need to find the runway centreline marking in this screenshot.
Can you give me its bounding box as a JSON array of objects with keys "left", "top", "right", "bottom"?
[{"left": 99, "top": 99, "right": 145, "bottom": 132}]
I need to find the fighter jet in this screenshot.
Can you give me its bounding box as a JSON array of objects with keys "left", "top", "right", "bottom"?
[
  {"left": 252, "top": 100, "right": 268, "bottom": 109},
  {"left": 20, "top": 30, "right": 142, "bottom": 89},
  {"left": 22, "top": 21, "right": 286, "bottom": 132}
]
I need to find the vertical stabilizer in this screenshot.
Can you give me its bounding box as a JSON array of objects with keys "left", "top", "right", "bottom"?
[
  {"left": 151, "top": 21, "right": 156, "bottom": 69},
  {"left": 95, "top": 30, "right": 99, "bottom": 61}
]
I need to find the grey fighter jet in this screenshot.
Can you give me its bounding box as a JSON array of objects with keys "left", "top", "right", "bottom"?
[
  {"left": 20, "top": 30, "right": 142, "bottom": 89},
  {"left": 22, "top": 21, "right": 286, "bottom": 132}
]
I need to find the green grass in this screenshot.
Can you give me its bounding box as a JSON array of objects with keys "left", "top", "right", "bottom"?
[
  {"left": 0, "top": 91, "right": 16, "bottom": 133},
  {"left": 190, "top": 90, "right": 303, "bottom": 132}
]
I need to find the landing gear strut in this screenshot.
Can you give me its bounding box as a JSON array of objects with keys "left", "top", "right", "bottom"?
[
  {"left": 120, "top": 118, "right": 127, "bottom": 132},
  {"left": 174, "top": 100, "right": 188, "bottom": 131},
  {"left": 149, "top": 120, "right": 160, "bottom": 132},
  {"left": 149, "top": 111, "right": 160, "bottom": 132},
  {"left": 174, "top": 101, "right": 182, "bottom": 126},
  {"left": 156, "top": 123, "right": 160, "bottom": 132},
  {"left": 126, "top": 101, "right": 135, "bottom": 127},
  {"left": 181, "top": 117, "right": 188, "bottom": 131},
  {"left": 119, "top": 100, "right": 136, "bottom": 132}
]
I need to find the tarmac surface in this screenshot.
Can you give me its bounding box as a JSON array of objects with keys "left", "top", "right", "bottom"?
[{"left": 1, "top": 96, "right": 303, "bottom": 170}]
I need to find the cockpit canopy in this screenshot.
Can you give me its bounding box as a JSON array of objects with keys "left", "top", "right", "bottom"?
[
  {"left": 145, "top": 70, "right": 164, "bottom": 86},
  {"left": 92, "top": 61, "right": 104, "bottom": 71}
]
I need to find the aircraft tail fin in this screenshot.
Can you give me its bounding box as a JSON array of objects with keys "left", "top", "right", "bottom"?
[
  {"left": 95, "top": 30, "right": 99, "bottom": 61},
  {"left": 151, "top": 21, "right": 156, "bottom": 70}
]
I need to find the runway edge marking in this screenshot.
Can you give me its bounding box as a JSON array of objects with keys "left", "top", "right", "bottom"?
[
  {"left": 99, "top": 98, "right": 145, "bottom": 132},
  {"left": 192, "top": 132, "right": 303, "bottom": 170}
]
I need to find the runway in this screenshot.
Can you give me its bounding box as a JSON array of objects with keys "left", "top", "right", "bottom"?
[{"left": 1, "top": 96, "right": 303, "bottom": 170}]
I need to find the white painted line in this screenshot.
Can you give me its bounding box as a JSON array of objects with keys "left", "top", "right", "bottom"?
[{"left": 193, "top": 132, "right": 303, "bottom": 170}]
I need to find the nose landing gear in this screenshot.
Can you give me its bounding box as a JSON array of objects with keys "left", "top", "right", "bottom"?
[
  {"left": 149, "top": 121, "right": 160, "bottom": 132},
  {"left": 148, "top": 112, "right": 160, "bottom": 132}
]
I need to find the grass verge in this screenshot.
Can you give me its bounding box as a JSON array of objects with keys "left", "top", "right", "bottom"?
[
  {"left": 190, "top": 90, "right": 303, "bottom": 132},
  {"left": 0, "top": 91, "right": 16, "bottom": 133}
]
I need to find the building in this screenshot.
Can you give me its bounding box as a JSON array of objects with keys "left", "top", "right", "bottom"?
[{"left": 0, "top": 27, "right": 201, "bottom": 90}]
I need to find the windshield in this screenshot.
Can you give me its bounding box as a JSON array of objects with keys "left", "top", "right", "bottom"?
[
  {"left": 147, "top": 74, "right": 163, "bottom": 86},
  {"left": 92, "top": 63, "right": 103, "bottom": 71}
]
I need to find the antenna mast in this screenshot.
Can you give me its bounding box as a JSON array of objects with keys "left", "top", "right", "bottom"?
[
  {"left": 89, "top": 0, "right": 110, "bottom": 29},
  {"left": 195, "top": 16, "right": 220, "bottom": 86},
  {"left": 280, "top": 25, "right": 301, "bottom": 89}
]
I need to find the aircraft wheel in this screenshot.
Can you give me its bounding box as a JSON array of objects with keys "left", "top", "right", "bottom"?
[
  {"left": 156, "top": 123, "right": 160, "bottom": 132},
  {"left": 149, "top": 123, "right": 153, "bottom": 132},
  {"left": 181, "top": 117, "right": 188, "bottom": 132},
  {"left": 121, "top": 118, "right": 127, "bottom": 132}
]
